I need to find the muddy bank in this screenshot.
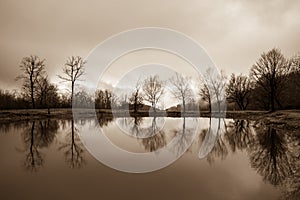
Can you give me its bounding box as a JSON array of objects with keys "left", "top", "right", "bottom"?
[
  {"left": 0, "top": 109, "right": 74, "bottom": 123},
  {"left": 226, "top": 110, "right": 300, "bottom": 130}
]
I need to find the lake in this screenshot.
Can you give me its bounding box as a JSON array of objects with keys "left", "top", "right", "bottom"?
[{"left": 0, "top": 117, "right": 299, "bottom": 200}]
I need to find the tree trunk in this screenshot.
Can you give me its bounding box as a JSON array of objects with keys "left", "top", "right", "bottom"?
[
  {"left": 208, "top": 98, "right": 211, "bottom": 114},
  {"left": 134, "top": 93, "right": 137, "bottom": 113},
  {"left": 71, "top": 81, "right": 74, "bottom": 108},
  {"left": 182, "top": 98, "right": 186, "bottom": 114},
  {"left": 152, "top": 102, "right": 156, "bottom": 113},
  {"left": 31, "top": 80, "right": 35, "bottom": 109},
  {"left": 270, "top": 85, "right": 275, "bottom": 112}
]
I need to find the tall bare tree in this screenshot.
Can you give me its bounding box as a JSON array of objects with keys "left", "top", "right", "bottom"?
[
  {"left": 142, "top": 75, "right": 164, "bottom": 112},
  {"left": 250, "top": 48, "right": 291, "bottom": 112},
  {"left": 169, "top": 73, "right": 193, "bottom": 113},
  {"left": 16, "top": 55, "right": 45, "bottom": 108},
  {"left": 226, "top": 73, "right": 252, "bottom": 110},
  {"left": 58, "top": 56, "right": 86, "bottom": 105}
]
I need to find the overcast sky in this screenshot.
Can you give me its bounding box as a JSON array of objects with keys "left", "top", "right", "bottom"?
[{"left": 0, "top": 0, "right": 299, "bottom": 91}]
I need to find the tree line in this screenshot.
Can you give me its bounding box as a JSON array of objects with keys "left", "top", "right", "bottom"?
[
  {"left": 201, "top": 48, "right": 300, "bottom": 112},
  {"left": 0, "top": 48, "right": 299, "bottom": 112}
]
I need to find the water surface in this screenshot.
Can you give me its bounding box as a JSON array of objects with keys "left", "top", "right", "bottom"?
[{"left": 0, "top": 117, "right": 299, "bottom": 199}]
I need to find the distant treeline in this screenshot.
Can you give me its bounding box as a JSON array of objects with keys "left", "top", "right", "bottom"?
[
  {"left": 0, "top": 48, "right": 299, "bottom": 111},
  {"left": 0, "top": 88, "right": 113, "bottom": 110}
]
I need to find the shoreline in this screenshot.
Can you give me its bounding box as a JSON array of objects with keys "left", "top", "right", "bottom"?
[{"left": 0, "top": 109, "right": 299, "bottom": 129}]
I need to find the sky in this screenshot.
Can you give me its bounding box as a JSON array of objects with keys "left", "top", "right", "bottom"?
[{"left": 0, "top": 0, "right": 299, "bottom": 92}]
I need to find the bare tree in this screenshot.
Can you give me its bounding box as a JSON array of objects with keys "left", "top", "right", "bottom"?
[
  {"left": 58, "top": 56, "right": 86, "bottom": 105},
  {"left": 250, "top": 48, "right": 291, "bottom": 112},
  {"left": 142, "top": 75, "right": 164, "bottom": 112},
  {"left": 169, "top": 73, "right": 193, "bottom": 113},
  {"left": 199, "top": 69, "right": 227, "bottom": 113},
  {"left": 129, "top": 80, "right": 143, "bottom": 113},
  {"left": 16, "top": 55, "right": 45, "bottom": 108},
  {"left": 226, "top": 73, "right": 252, "bottom": 110}
]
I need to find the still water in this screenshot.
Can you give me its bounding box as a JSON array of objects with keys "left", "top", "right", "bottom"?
[{"left": 0, "top": 117, "right": 299, "bottom": 200}]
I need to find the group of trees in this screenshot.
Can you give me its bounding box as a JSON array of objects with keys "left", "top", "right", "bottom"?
[
  {"left": 96, "top": 73, "right": 194, "bottom": 113},
  {"left": 0, "top": 48, "right": 299, "bottom": 112},
  {"left": 200, "top": 48, "right": 300, "bottom": 112},
  {"left": 95, "top": 89, "right": 116, "bottom": 109},
  {"left": 116, "top": 73, "right": 196, "bottom": 113},
  {"left": 0, "top": 56, "right": 85, "bottom": 110},
  {"left": 13, "top": 55, "right": 68, "bottom": 110},
  {"left": 3, "top": 54, "right": 193, "bottom": 112}
]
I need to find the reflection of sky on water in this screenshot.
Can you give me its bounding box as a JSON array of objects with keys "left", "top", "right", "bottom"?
[{"left": 0, "top": 117, "right": 299, "bottom": 199}]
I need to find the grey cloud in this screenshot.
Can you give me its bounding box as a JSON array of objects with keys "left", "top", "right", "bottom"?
[{"left": 0, "top": 0, "right": 299, "bottom": 90}]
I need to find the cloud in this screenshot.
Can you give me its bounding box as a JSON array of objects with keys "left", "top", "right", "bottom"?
[{"left": 0, "top": 0, "right": 299, "bottom": 90}]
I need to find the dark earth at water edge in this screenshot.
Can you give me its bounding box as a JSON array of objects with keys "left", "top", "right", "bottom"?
[{"left": 0, "top": 109, "right": 299, "bottom": 130}]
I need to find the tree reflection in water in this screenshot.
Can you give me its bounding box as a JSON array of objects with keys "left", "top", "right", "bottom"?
[
  {"left": 129, "top": 116, "right": 143, "bottom": 137},
  {"left": 141, "top": 131, "right": 166, "bottom": 152},
  {"left": 18, "top": 119, "right": 58, "bottom": 172},
  {"left": 171, "top": 117, "right": 195, "bottom": 155},
  {"left": 248, "top": 123, "right": 296, "bottom": 186},
  {"left": 224, "top": 119, "right": 255, "bottom": 152},
  {"left": 0, "top": 121, "right": 28, "bottom": 134},
  {"left": 198, "top": 118, "right": 228, "bottom": 164},
  {"left": 10, "top": 115, "right": 300, "bottom": 199},
  {"left": 97, "top": 115, "right": 114, "bottom": 128},
  {"left": 282, "top": 172, "right": 300, "bottom": 200},
  {"left": 280, "top": 130, "right": 300, "bottom": 200},
  {"left": 58, "top": 119, "right": 85, "bottom": 169},
  {"left": 198, "top": 118, "right": 300, "bottom": 199},
  {"left": 139, "top": 117, "right": 166, "bottom": 152},
  {"left": 116, "top": 116, "right": 166, "bottom": 152}
]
